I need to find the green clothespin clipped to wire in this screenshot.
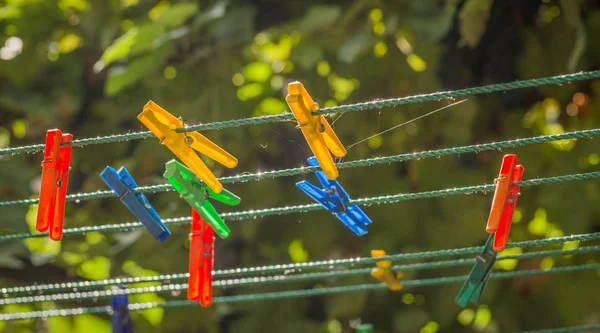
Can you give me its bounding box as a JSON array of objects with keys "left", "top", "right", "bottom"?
[
  {"left": 455, "top": 234, "right": 497, "bottom": 308},
  {"left": 356, "top": 324, "right": 374, "bottom": 333},
  {"left": 163, "top": 159, "right": 240, "bottom": 239}
]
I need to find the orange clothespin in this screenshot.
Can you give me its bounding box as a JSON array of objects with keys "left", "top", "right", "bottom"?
[
  {"left": 486, "top": 154, "right": 524, "bottom": 252},
  {"left": 138, "top": 101, "right": 238, "bottom": 194},
  {"left": 188, "top": 209, "right": 215, "bottom": 307},
  {"left": 370, "top": 250, "right": 403, "bottom": 291},
  {"left": 285, "top": 82, "right": 346, "bottom": 180},
  {"left": 36, "top": 129, "right": 73, "bottom": 241}
]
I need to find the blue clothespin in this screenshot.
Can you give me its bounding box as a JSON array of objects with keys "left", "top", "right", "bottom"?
[
  {"left": 111, "top": 286, "right": 133, "bottom": 333},
  {"left": 296, "top": 157, "right": 372, "bottom": 236},
  {"left": 100, "top": 166, "right": 171, "bottom": 242}
]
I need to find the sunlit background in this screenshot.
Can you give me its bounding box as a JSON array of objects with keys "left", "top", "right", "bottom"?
[{"left": 0, "top": 0, "right": 599, "bottom": 332}]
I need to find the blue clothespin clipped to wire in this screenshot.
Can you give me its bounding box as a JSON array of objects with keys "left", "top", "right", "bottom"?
[
  {"left": 455, "top": 234, "right": 497, "bottom": 308},
  {"left": 111, "top": 286, "right": 133, "bottom": 333},
  {"left": 296, "top": 157, "right": 372, "bottom": 235},
  {"left": 100, "top": 166, "right": 171, "bottom": 242}
]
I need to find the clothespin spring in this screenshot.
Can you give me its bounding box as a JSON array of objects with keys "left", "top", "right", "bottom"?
[{"left": 57, "top": 166, "right": 71, "bottom": 188}]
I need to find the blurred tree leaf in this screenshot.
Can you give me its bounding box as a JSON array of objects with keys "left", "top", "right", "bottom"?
[
  {"left": 212, "top": 6, "right": 256, "bottom": 41},
  {"left": 101, "top": 24, "right": 166, "bottom": 66},
  {"left": 291, "top": 44, "right": 323, "bottom": 70},
  {"left": 76, "top": 256, "right": 110, "bottom": 280},
  {"left": 298, "top": 5, "right": 341, "bottom": 33},
  {"left": 193, "top": 0, "right": 228, "bottom": 29},
  {"left": 256, "top": 97, "right": 287, "bottom": 115},
  {"left": 48, "top": 315, "right": 74, "bottom": 333},
  {"left": 403, "top": 0, "right": 458, "bottom": 41},
  {"left": 0, "top": 6, "right": 21, "bottom": 21},
  {"left": 560, "top": 0, "right": 586, "bottom": 72},
  {"left": 74, "top": 314, "right": 111, "bottom": 333},
  {"left": 104, "top": 44, "right": 171, "bottom": 96},
  {"left": 585, "top": 10, "right": 600, "bottom": 68},
  {"left": 338, "top": 32, "right": 377, "bottom": 64},
  {"left": 458, "top": 0, "right": 493, "bottom": 48},
  {"left": 154, "top": 3, "right": 198, "bottom": 28},
  {"left": 244, "top": 62, "right": 271, "bottom": 82},
  {"left": 130, "top": 292, "right": 165, "bottom": 326}
]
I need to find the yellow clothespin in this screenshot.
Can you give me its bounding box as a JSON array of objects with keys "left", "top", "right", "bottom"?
[
  {"left": 285, "top": 82, "right": 347, "bottom": 180},
  {"left": 370, "top": 250, "right": 403, "bottom": 291},
  {"left": 138, "top": 101, "right": 238, "bottom": 194}
]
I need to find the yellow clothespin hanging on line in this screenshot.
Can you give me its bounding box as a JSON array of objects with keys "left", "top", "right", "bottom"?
[
  {"left": 138, "top": 101, "right": 238, "bottom": 194},
  {"left": 285, "top": 82, "right": 347, "bottom": 180},
  {"left": 370, "top": 250, "right": 404, "bottom": 291}
]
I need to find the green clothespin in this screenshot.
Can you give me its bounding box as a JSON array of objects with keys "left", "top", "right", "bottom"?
[
  {"left": 456, "top": 234, "right": 497, "bottom": 308},
  {"left": 163, "top": 159, "right": 240, "bottom": 239},
  {"left": 356, "top": 324, "right": 374, "bottom": 333}
]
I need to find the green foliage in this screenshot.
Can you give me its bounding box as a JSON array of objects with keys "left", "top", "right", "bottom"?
[
  {"left": 458, "top": 0, "right": 493, "bottom": 48},
  {"left": 1, "top": 0, "right": 600, "bottom": 332}
]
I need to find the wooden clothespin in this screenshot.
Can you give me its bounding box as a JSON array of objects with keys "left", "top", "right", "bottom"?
[
  {"left": 285, "top": 82, "right": 346, "bottom": 180},
  {"left": 36, "top": 129, "right": 73, "bottom": 241},
  {"left": 138, "top": 101, "right": 238, "bottom": 194}
]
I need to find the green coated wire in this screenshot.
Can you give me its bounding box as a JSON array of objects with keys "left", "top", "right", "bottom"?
[
  {"left": 1, "top": 128, "right": 598, "bottom": 208},
  {"left": 1, "top": 263, "right": 598, "bottom": 321},
  {"left": 2, "top": 245, "right": 598, "bottom": 306},
  {"left": 518, "top": 325, "right": 600, "bottom": 333},
  {"left": 1, "top": 170, "right": 599, "bottom": 242},
  {"left": 5, "top": 232, "right": 599, "bottom": 296},
  {"left": 0, "top": 71, "right": 598, "bottom": 157}
]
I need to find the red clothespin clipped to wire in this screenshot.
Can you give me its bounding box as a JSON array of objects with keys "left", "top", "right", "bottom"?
[
  {"left": 486, "top": 154, "right": 524, "bottom": 252},
  {"left": 36, "top": 129, "right": 73, "bottom": 241},
  {"left": 188, "top": 208, "right": 215, "bottom": 307}
]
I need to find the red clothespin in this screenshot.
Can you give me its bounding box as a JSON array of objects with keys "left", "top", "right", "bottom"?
[
  {"left": 36, "top": 129, "right": 73, "bottom": 241},
  {"left": 188, "top": 208, "right": 215, "bottom": 307},
  {"left": 486, "top": 154, "right": 524, "bottom": 252}
]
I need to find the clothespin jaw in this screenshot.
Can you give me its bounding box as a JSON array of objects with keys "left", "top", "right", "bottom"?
[
  {"left": 100, "top": 166, "right": 171, "bottom": 242},
  {"left": 486, "top": 154, "right": 524, "bottom": 252},
  {"left": 286, "top": 82, "right": 346, "bottom": 180},
  {"left": 370, "top": 250, "right": 403, "bottom": 291},
  {"left": 138, "top": 100, "right": 238, "bottom": 194},
  {"left": 486, "top": 154, "right": 518, "bottom": 233},
  {"left": 36, "top": 129, "right": 73, "bottom": 241},
  {"left": 163, "top": 159, "right": 240, "bottom": 239},
  {"left": 296, "top": 157, "right": 371, "bottom": 236},
  {"left": 493, "top": 164, "right": 524, "bottom": 252},
  {"left": 188, "top": 209, "right": 215, "bottom": 307},
  {"left": 111, "top": 286, "right": 133, "bottom": 333},
  {"left": 455, "top": 234, "right": 497, "bottom": 308},
  {"left": 356, "top": 324, "right": 374, "bottom": 333}
]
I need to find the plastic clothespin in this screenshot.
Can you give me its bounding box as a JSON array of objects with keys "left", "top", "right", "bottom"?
[
  {"left": 111, "top": 286, "right": 133, "bottom": 333},
  {"left": 486, "top": 154, "right": 525, "bottom": 252},
  {"left": 356, "top": 324, "right": 374, "bottom": 333},
  {"left": 370, "top": 250, "right": 403, "bottom": 291},
  {"left": 138, "top": 101, "right": 238, "bottom": 194},
  {"left": 188, "top": 208, "right": 215, "bottom": 307},
  {"left": 100, "top": 166, "right": 171, "bottom": 242},
  {"left": 36, "top": 129, "right": 73, "bottom": 241},
  {"left": 163, "top": 159, "right": 241, "bottom": 239},
  {"left": 285, "top": 82, "right": 347, "bottom": 180},
  {"left": 296, "top": 157, "right": 372, "bottom": 236},
  {"left": 455, "top": 234, "right": 497, "bottom": 308}
]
